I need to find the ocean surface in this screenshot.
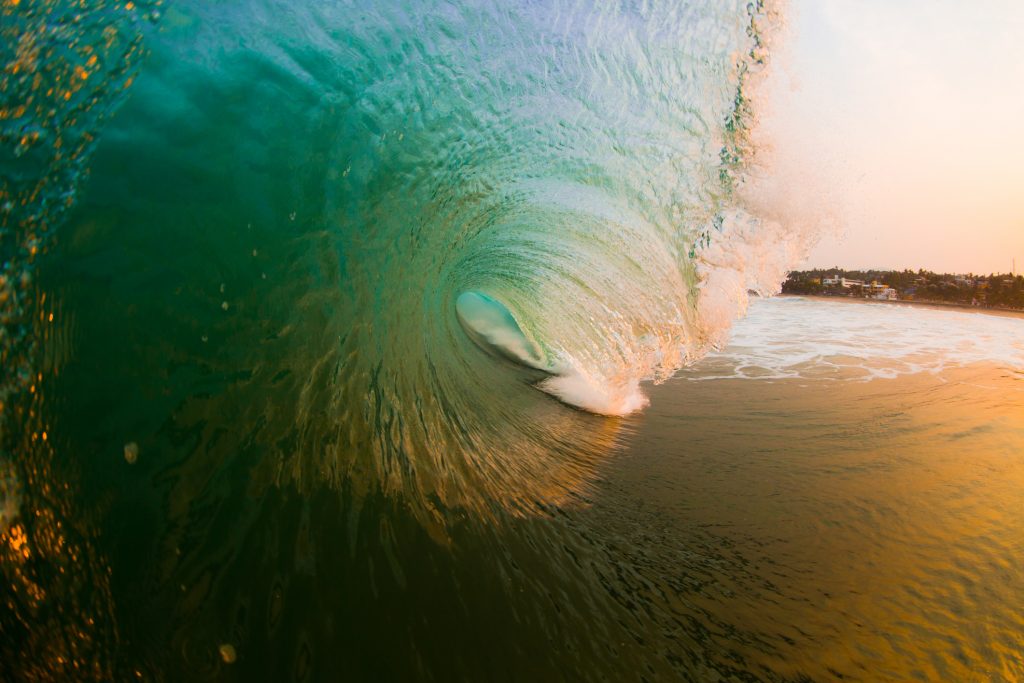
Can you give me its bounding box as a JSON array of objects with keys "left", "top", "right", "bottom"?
[{"left": 3, "top": 1, "right": 1024, "bottom": 681}]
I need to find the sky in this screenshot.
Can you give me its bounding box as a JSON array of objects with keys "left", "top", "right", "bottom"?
[{"left": 766, "top": 0, "right": 1024, "bottom": 274}]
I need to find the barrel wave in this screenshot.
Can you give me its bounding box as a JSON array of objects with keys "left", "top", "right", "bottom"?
[
  {"left": 9, "top": 5, "right": 1024, "bottom": 681},
  {"left": 0, "top": 0, "right": 820, "bottom": 677},
  {"left": 2, "top": 1, "right": 808, "bottom": 534}
]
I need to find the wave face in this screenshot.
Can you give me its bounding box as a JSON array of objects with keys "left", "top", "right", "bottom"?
[
  {"left": 2, "top": 1, "right": 806, "bottom": 525},
  {"left": 258, "top": 0, "right": 789, "bottom": 419}
]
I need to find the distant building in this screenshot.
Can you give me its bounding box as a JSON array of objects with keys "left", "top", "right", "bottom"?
[
  {"left": 874, "top": 287, "right": 898, "bottom": 300},
  {"left": 865, "top": 281, "right": 897, "bottom": 300},
  {"left": 823, "top": 275, "right": 865, "bottom": 289}
]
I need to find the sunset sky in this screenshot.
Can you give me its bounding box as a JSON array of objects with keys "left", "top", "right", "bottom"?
[{"left": 771, "top": 0, "right": 1024, "bottom": 275}]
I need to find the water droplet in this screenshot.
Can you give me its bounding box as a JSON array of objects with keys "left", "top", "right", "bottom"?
[{"left": 219, "top": 643, "right": 237, "bottom": 664}]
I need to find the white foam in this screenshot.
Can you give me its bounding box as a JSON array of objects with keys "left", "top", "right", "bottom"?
[
  {"left": 683, "top": 296, "right": 1024, "bottom": 382},
  {"left": 457, "top": 291, "right": 652, "bottom": 415},
  {"left": 538, "top": 370, "right": 649, "bottom": 417}
]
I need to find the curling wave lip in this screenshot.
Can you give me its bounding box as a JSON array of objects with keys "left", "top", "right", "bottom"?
[{"left": 456, "top": 290, "right": 649, "bottom": 416}]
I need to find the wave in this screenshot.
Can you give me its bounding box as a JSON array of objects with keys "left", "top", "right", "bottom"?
[
  {"left": 0, "top": 0, "right": 162, "bottom": 552},
  {"left": 2, "top": 0, "right": 814, "bottom": 521},
  {"left": 684, "top": 296, "right": 1024, "bottom": 382}
]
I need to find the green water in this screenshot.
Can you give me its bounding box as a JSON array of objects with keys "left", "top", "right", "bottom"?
[{"left": 4, "top": 0, "right": 1024, "bottom": 680}]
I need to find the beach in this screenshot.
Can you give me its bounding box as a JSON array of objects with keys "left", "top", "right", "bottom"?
[{"left": 782, "top": 292, "right": 1024, "bottom": 320}]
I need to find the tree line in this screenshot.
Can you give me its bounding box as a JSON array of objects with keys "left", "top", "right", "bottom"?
[{"left": 782, "top": 268, "right": 1024, "bottom": 310}]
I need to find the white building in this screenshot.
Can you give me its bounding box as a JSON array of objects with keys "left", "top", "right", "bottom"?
[
  {"left": 823, "top": 275, "right": 865, "bottom": 289},
  {"left": 865, "top": 281, "right": 897, "bottom": 300},
  {"left": 872, "top": 287, "right": 898, "bottom": 300}
]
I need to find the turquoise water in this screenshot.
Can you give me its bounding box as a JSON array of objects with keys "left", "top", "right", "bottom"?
[
  {"left": 5, "top": 1, "right": 1024, "bottom": 681},
  {"left": 3, "top": 0, "right": 782, "bottom": 533}
]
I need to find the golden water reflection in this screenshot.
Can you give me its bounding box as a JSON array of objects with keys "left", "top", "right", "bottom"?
[{"left": 603, "top": 363, "right": 1024, "bottom": 680}]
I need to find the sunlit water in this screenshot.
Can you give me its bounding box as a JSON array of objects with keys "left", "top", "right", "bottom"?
[
  {"left": 3, "top": 0, "right": 1024, "bottom": 680},
  {"left": 6, "top": 286, "right": 1024, "bottom": 680}
]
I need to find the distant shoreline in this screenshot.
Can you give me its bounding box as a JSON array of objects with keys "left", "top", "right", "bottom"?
[{"left": 778, "top": 293, "right": 1024, "bottom": 320}]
